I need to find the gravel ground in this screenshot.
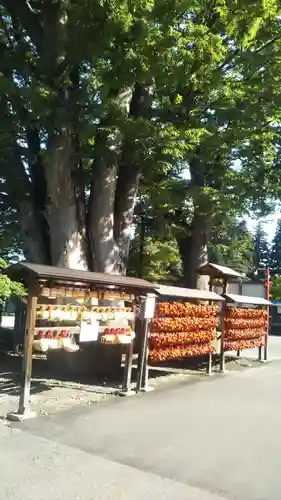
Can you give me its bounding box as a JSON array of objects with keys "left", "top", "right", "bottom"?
[
  {"left": 0, "top": 343, "right": 269, "bottom": 420},
  {"left": 0, "top": 373, "right": 113, "bottom": 418}
]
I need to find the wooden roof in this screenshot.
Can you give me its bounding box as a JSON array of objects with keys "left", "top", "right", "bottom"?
[
  {"left": 5, "top": 262, "right": 156, "bottom": 292},
  {"left": 198, "top": 263, "right": 244, "bottom": 280},
  {"left": 155, "top": 284, "right": 224, "bottom": 301},
  {"left": 224, "top": 294, "right": 271, "bottom": 306}
]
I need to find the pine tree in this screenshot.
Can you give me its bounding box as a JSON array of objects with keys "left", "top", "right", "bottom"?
[
  {"left": 270, "top": 220, "right": 281, "bottom": 275},
  {"left": 252, "top": 222, "right": 270, "bottom": 278},
  {"left": 208, "top": 217, "right": 254, "bottom": 276}
]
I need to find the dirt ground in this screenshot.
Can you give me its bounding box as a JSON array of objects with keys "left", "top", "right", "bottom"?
[
  {"left": 0, "top": 349, "right": 265, "bottom": 419},
  {"left": 0, "top": 351, "right": 117, "bottom": 418}
]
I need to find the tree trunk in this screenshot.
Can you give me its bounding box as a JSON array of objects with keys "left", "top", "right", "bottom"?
[
  {"left": 17, "top": 200, "right": 49, "bottom": 264},
  {"left": 88, "top": 84, "right": 137, "bottom": 275},
  {"left": 88, "top": 128, "right": 122, "bottom": 274},
  {"left": 0, "top": 106, "right": 49, "bottom": 264},
  {"left": 44, "top": 134, "right": 88, "bottom": 270},
  {"left": 88, "top": 155, "right": 140, "bottom": 275},
  {"left": 114, "top": 163, "right": 140, "bottom": 274},
  {"left": 88, "top": 83, "right": 153, "bottom": 275},
  {"left": 178, "top": 211, "right": 212, "bottom": 289}
]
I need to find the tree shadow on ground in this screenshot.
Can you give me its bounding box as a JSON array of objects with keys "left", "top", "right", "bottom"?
[
  {"left": 0, "top": 351, "right": 132, "bottom": 394},
  {"left": 0, "top": 373, "right": 52, "bottom": 397},
  {"left": 0, "top": 353, "right": 52, "bottom": 396},
  {"left": 146, "top": 352, "right": 260, "bottom": 376},
  {"left": 0, "top": 349, "right": 257, "bottom": 400}
]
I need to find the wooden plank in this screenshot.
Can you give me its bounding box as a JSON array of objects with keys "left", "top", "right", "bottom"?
[{"left": 18, "top": 289, "right": 38, "bottom": 415}]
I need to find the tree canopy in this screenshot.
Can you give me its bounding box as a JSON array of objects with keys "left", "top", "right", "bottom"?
[
  {"left": 270, "top": 275, "right": 281, "bottom": 300},
  {"left": 252, "top": 222, "right": 270, "bottom": 278},
  {"left": 1, "top": 0, "right": 281, "bottom": 287},
  {"left": 208, "top": 217, "right": 254, "bottom": 275},
  {"left": 270, "top": 219, "right": 281, "bottom": 275}
]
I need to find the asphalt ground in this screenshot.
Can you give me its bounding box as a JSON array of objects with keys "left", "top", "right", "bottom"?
[{"left": 1, "top": 337, "right": 281, "bottom": 500}]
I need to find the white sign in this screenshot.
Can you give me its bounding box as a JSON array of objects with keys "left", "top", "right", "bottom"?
[
  {"left": 79, "top": 318, "right": 99, "bottom": 342},
  {"left": 140, "top": 295, "right": 156, "bottom": 319}
]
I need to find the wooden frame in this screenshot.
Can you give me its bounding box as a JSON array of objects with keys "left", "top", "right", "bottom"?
[
  {"left": 4, "top": 263, "right": 157, "bottom": 419},
  {"left": 15, "top": 285, "right": 39, "bottom": 418},
  {"left": 136, "top": 288, "right": 224, "bottom": 391},
  {"left": 221, "top": 294, "right": 271, "bottom": 369}
]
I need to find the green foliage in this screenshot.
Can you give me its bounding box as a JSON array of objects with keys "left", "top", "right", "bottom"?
[
  {"left": 127, "top": 196, "right": 183, "bottom": 281},
  {"left": 0, "top": 202, "right": 23, "bottom": 262},
  {"left": 0, "top": 259, "right": 26, "bottom": 307},
  {"left": 270, "top": 219, "right": 281, "bottom": 275},
  {"left": 208, "top": 217, "right": 254, "bottom": 275},
  {"left": 269, "top": 275, "right": 281, "bottom": 300},
  {"left": 1, "top": 0, "right": 281, "bottom": 273},
  {"left": 252, "top": 222, "right": 270, "bottom": 277},
  {"left": 128, "top": 236, "right": 182, "bottom": 282}
]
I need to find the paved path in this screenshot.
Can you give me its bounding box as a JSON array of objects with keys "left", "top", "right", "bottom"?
[
  {"left": 1, "top": 341, "right": 281, "bottom": 500},
  {"left": 227, "top": 334, "right": 281, "bottom": 361}
]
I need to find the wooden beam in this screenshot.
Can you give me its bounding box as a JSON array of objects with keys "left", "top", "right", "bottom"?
[{"left": 18, "top": 286, "right": 38, "bottom": 415}]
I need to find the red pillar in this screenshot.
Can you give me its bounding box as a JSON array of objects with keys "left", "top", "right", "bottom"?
[{"left": 264, "top": 269, "right": 271, "bottom": 361}]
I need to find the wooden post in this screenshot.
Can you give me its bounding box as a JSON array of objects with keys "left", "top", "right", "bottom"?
[
  {"left": 136, "top": 317, "right": 149, "bottom": 392},
  {"left": 206, "top": 352, "right": 212, "bottom": 375},
  {"left": 121, "top": 340, "right": 134, "bottom": 394},
  {"left": 136, "top": 294, "right": 155, "bottom": 392},
  {"left": 141, "top": 326, "right": 150, "bottom": 389},
  {"left": 18, "top": 287, "right": 38, "bottom": 416}
]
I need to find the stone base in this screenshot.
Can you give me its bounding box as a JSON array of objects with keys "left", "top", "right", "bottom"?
[
  {"left": 119, "top": 389, "right": 135, "bottom": 397},
  {"left": 140, "top": 385, "right": 154, "bottom": 393},
  {"left": 219, "top": 369, "right": 228, "bottom": 374},
  {"left": 7, "top": 410, "right": 37, "bottom": 422}
]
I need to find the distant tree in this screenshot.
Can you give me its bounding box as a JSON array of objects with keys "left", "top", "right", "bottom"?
[
  {"left": 127, "top": 200, "right": 182, "bottom": 282},
  {"left": 0, "top": 204, "right": 24, "bottom": 262},
  {"left": 270, "top": 219, "right": 281, "bottom": 275},
  {"left": 129, "top": 211, "right": 255, "bottom": 282},
  {"left": 208, "top": 217, "right": 253, "bottom": 275},
  {"left": 128, "top": 236, "right": 182, "bottom": 283},
  {"left": 269, "top": 275, "right": 281, "bottom": 300},
  {"left": 252, "top": 222, "right": 270, "bottom": 278}
]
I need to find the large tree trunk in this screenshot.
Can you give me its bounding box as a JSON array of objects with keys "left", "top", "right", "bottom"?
[
  {"left": 113, "top": 83, "right": 153, "bottom": 274},
  {"left": 88, "top": 154, "right": 140, "bottom": 275},
  {"left": 178, "top": 211, "right": 212, "bottom": 289},
  {"left": 88, "top": 84, "right": 152, "bottom": 275},
  {"left": 114, "top": 163, "right": 140, "bottom": 275},
  {"left": 0, "top": 113, "right": 49, "bottom": 264},
  {"left": 17, "top": 200, "right": 49, "bottom": 264},
  {"left": 21, "top": 119, "right": 51, "bottom": 264},
  {"left": 178, "top": 156, "right": 214, "bottom": 289},
  {"left": 44, "top": 134, "right": 88, "bottom": 270},
  {"left": 88, "top": 86, "right": 134, "bottom": 274},
  {"left": 88, "top": 127, "right": 123, "bottom": 274}
]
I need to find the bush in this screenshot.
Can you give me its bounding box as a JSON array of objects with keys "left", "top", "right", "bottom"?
[{"left": 0, "top": 259, "right": 26, "bottom": 308}]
